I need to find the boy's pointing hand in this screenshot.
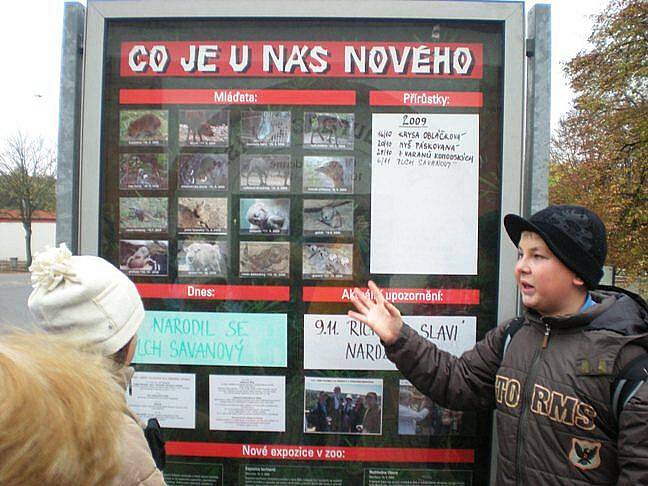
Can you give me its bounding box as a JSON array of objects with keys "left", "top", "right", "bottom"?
[{"left": 348, "top": 280, "right": 403, "bottom": 345}]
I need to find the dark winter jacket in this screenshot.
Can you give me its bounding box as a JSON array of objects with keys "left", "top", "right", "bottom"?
[{"left": 385, "top": 288, "right": 648, "bottom": 485}]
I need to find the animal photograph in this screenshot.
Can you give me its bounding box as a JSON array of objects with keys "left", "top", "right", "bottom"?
[
  {"left": 240, "top": 198, "right": 290, "bottom": 235},
  {"left": 119, "top": 240, "right": 168, "bottom": 276},
  {"left": 239, "top": 241, "right": 290, "bottom": 278},
  {"left": 178, "top": 109, "right": 229, "bottom": 146},
  {"left": 239, "top": 155, "right": 291, "bottom": 192},
  {"left": 177, "top": 197, "right": 228, "bottom": 234},
  {"left": 240, "top": 111, "right": 291, "bottom": 147},
  {"left": 304, "top": 377, "right": 383, "bottom": 435},
  {"left": 303, "top": 157, "right": 354, "bottom": 193},
  {"left": 119, "top": 153, "right": 168, "bottom": 190},
  {"left": 177, "top": 240, "right": 228, "bottom": 277},
  {"left": 119, "top": 197, "right": 168, "bottom": 233},
  {"left": 119, "top": 110, "right": 168, "bottom": 146},
  {"left": 303, "top": 199, "right": 353, "bottom": 237},
  {"left": 303, "top": 112, "right": 354, "bottom": 150},
  {"left": 302, "top": 243, "right": 353, "bottom": 280},
  {"left": 177, "top": 154, "right": 228, "bottom": 190}
]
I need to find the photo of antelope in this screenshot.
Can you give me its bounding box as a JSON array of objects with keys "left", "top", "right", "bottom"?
[
  {"left": 119, "top": 197, "right": 168, "bottom": 233},
  {"left": 119, "top": 110, "right": 168, "bottom": 146},
  {"left": 240, "top": 111, "right": 291, "bottom": 147},
  {"left": 303, "top": 243, "right": 353, "bottom": 280},
  {"left": 119, "top": 153, "right": 168, "bottom": 190},
  {"left": 119, "top": 240, "right": 168, "bottom": 276},
  {"left": 304, "top": 112, "right": 354, "bottom": 150},
  {"left": 303, "top": 199, "right": 353, "bottom": 237},
  {"left": 177, "top": 154, "right": 228, "bottom": 190},
  {"left": 239, "top": 155, "right": 291, "bottom": 192},
  {"left": 239, "top": 241, "right": 290, "bottom": 278},
  {"left": 303, "top": 156, "right": 354, "bottom": 193},
  {"left": 179, "top": 109, "right": 229, "bottom": 147},
  {"left": 177, "top": 197, "right": 228, "bottom": 235}
]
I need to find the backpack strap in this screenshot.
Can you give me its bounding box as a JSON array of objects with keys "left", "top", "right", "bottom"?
[
  {"left": 502, "top": 316, "right": 526, "bottom": 357},
  {"left": 611, "top": 353, "right": 648, "bottom": 420}
]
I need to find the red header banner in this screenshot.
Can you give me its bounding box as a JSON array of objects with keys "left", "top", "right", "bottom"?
[
  {"left": 120, "top": 41, "right": 483, "bottom": 78},
  {"left": 370, "top": 90, "right": 483, "bottom": 107},
  {"left": 303, "top": 287, "right": 480, "bottom": 305},
  {"left": 119, "top": 89, "right": 356, "bottom": 106},
  {"left": 166, "top": 442, "right": 474, "bottom": 463},
  {"left": 136, "top": 284, "right": 290, "bottom": 302}
]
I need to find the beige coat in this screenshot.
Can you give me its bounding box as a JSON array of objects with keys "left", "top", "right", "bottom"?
[{"left": 113, "top": 367, "right": 167, "bottom": 486}]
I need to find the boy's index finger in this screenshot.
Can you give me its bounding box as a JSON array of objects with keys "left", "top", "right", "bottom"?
[{"left": 353, "top": 286, "right": 373, "bottom": 308}]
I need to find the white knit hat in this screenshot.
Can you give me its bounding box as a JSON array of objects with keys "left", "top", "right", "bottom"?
[{"left": 27, "top": 244, "right": 145, "bottom": 356}]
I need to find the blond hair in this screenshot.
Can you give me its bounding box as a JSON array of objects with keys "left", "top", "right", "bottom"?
[{"left": 0, "top": 332, "right": 128, "bottom": 486}]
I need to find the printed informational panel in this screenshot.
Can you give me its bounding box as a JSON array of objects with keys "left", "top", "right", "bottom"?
[
  {"left": 210, "top": 375, "right": 286, "bottom": 432},
  {"left": 95, "top": 8, "right": 511, "bottom": 486},
  {"left": 304, "top": 315, "right": 477, "bottom": 370},
  {"left": 127, "top": 372, "right": 196, "bottom": 429}
]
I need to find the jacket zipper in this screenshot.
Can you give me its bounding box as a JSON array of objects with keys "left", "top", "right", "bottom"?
[{"left": 515, "top": 322, "right": 551, "bottom": 485}]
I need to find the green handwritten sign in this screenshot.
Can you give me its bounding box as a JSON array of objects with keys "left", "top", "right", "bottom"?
[{"left": 134, "top": 311, "right": 287, "bottom": 367}]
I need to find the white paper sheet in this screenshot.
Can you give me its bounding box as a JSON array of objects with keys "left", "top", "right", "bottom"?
[
  {"left": 370, "top": 113, "right": 479, "bottom": 275},
  {"left": 304, "top": 314, "right": 477, "bottom": 370},
  {"left": 209, "top": 375, "right": 285, "bottom": 432},
  {"left": 127, "top": 372, "right": 196, "bottom": 429}
]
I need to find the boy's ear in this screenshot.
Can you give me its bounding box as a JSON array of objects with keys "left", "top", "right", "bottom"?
[{"left": 572, "top": 275, "right": 586, "bottom": 287}]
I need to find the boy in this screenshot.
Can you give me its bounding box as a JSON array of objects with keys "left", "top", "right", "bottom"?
[
  {"left": 349, "top": 205, "right": 648, "bottom": 484},
  {"left": 27, "top": 244, "right": 166, "bottom": 486}
]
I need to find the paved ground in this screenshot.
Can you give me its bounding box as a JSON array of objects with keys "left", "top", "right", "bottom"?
[{"left": 0, "top": 272, "right": 36, "bottom": 331}]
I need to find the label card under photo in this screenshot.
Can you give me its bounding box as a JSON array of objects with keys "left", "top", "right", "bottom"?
[
  {"left": 126, "top": 372, "right": 196, "bottom": 429},
  {"left": 304, "top": 315, "right": 476, "bottom": 370},
  {"left": 134, "top": 311, "right": 287, "bottom": 367},
  {"left": 370, "top": 113, "right": 479, "bottom": 275},
  {"left": 210, "top": 375, "right": 285, "bottom": 432}
]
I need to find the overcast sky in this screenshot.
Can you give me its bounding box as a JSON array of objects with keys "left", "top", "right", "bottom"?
[{"left": 0, "top": 0, "right": 610, "bottom": 147}]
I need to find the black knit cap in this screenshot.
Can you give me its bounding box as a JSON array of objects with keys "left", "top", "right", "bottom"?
[{"left": 504, "top": 205, "right": 607, "bottom": 289}]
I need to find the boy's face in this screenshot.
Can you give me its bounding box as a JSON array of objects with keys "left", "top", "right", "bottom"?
[{"left": 515, "top": 232, "right": 585, "bottom": 316}]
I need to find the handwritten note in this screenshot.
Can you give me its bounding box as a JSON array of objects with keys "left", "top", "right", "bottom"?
[
  {"left": 370, "top": 113, "right": 479, "bottom": 275},
  {"left": 304, "top": 314, "right": 476, "bottom": 371},
  {"left": 133, "top": 311, "right": 287, "bottom": 367}
]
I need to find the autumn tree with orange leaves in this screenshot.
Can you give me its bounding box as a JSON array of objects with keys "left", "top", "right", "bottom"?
[{"left": 550, "top": 0, "right": 647, "bottom": 278}]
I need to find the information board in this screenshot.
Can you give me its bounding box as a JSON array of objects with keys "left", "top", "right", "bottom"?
[{"left": 83, "top": 2, "right": 525, "bottom": 484}]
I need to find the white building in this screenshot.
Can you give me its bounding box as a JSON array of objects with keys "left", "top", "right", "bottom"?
[{"left": 0, "top": 210, "right": 56, "bottom": 261}]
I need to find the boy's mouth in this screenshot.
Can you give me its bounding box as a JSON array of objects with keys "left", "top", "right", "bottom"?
[{"left": 520, "top": 282, "right": 534, "bottom": 294}]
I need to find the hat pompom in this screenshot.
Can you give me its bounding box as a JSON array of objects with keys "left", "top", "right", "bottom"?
[{"left": 29, "top": 244, "right": 80, "bottom": 292}]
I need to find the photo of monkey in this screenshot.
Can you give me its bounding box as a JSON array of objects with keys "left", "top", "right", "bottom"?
[{"left": 240, "top": 198, "right": 290, "bottom": 235}]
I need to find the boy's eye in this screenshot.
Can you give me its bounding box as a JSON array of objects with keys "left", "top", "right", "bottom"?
[{"left": 516, "top": 251, "right": 523, "bottom": 260}]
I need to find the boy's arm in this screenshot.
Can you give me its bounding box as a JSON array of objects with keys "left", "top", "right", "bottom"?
[
  {"left": 615, "top": 345, "right": 648, "bottom": 485},
  {"left": 385, "top": 322, "right": 507, "bottom": 410}
]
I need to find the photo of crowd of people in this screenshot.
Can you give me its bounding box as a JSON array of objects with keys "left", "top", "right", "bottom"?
[{"left": 304, "top": 377, "right": 382, "bottom": 435}]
